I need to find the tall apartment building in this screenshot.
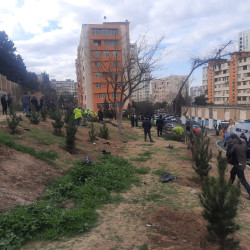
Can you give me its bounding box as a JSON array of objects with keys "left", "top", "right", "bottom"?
[
  {"left": 76, "top": 21, "right": 130, "bottom": 111},
  {"left": 130, "top": 43, "right": 151, "bottom": 102},
  {"left": 239, "top": 29, "right": 250, "bottom": 52},
  {"left": 190, "top": 86, "right": 204, "bottom": 101},
  {"left": 50, "top": 79, "right": 77, "bottom": 98},
  {"left": 202, "top": 52, "right": 250, "bottom": 105},
  {"left": 151, "top": 75, "right": 188, "bottom": 104}
]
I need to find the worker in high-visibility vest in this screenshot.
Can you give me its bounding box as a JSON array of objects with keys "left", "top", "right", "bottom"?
[
  {"left": 87, "top": 109, "right": 92, "bottom": 117},
  {"left": 94, "top": 112, "right": 98, "bottom": 118},
  {"left": 73, "top": 107, "right": 83, "bottom": 126},
  {"left": 82, "top": 109, "right": 88, "bottom": 125}
]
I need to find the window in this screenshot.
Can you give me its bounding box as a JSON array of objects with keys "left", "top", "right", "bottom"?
[
  {"left": 96, "top": 72, "right": 101, "bottom": 78},
  {"left": 93, "top": 40, "right": 101, "bottom": 46},
  {"left": 113, "top": 62, "right": 118, "bottom": 68},
  {"left": 95, "top": 62, "right": 100, "bottom": 68},
  {"left": 96, "top": 83, "right": 102, "bottom": 88},
  {"left": 103, "top": 51, "right": 109, "bottom": 57},
  {"left": 112, "top": 93, "right": 119, "bottom": 98},
  {"left": 94, "top": 51, "right": 100, "bottom": 57},
  {"left": 243, "top": 65, "right": 247, "bottom": 70},
  {"left": 99, "top": 93, "right": 106, "bottom": 99},
  {"left": 92, "top": 28, "right": 118, "bottom": 35},
  {"left": 104, "top": 40, "right": 118, "bottom": 46},
  {"left": 113, "top": 51, "right": 119, "bottom": 57}
]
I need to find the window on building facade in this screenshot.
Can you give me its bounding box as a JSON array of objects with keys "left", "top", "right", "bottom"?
[
  {"left": 113, "top": 61, "right": 118, "bottom": 68},
  {"left": 99, "top": 93, "right": 106, "bottom": 99},
  {"left": 113, "top": 51, "right": 119, "bottom": 57},
  {"left": 92, "top": 28, "right": 118, "bottom": 35},
  {"left": 94, "top": 51, "right": 100, "bottom": 57},
  {"left": 112, "top": 93, "right": 119, "bottom": 98},
  {"left": 104, "top": 40, "right": 118, "bottom": 46},
  {"left": 95, "top": 62, "right": 100, "bottom": 68},
  {"left": 96, "top": 83, "right": 102, "bottom": 88},
  {"left": 93, "top": 40, "right": 101, "bottom": 46},
  {"left": 243, "top": 65, "right": 247, "bottom": 70},
  {"left": 96, "top": 72, "right": 101, "bottom": 78},
  {"left": 103, "top": 51, "right": 109, "bottom": 57}
]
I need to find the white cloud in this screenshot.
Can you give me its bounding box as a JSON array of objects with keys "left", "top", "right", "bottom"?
[{"left": 1, "top": 0, "right": 250, "bottom": 83}]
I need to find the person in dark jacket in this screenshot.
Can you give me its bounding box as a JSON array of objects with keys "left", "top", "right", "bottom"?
[
  {"left": 227, "top": 134, "right": 250, "bottom": 200},
  {"left": 40, "top": 96, "right": 45, "bottom": 110},
  {"left": 130, "top": 113, "right": 135, "bottom": 127},
  {"left": 7, "top": 94, "right": 12, "bottom": 109},
  {"left": 98, "top": 108, "right": 104, "bottom": 122},
  {"left": 240, "top": 133, "right": 247, "bottom": 143},
  {"left": 31, "top": 96, "right": 39, "bottom": 111},
  {"left": 21, "top": 93, "right": 31, "bottom": 115},
  {"left": 1, "top": 94, "right": 7, "bottom": 115},
  {"left": 156, "top": 115, "right": 164, "bottom": 137},
  {"left": 142, "top": 116, "right": 154, "bottom": 142}
]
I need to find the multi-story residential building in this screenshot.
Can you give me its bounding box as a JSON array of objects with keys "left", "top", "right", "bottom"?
[
  {"left": 151, "top": 75, "right": 188, "bottom": 104},
  {"left": 202, "top": 52, "right": 250, "bottom": 105},
  {"left": 190, "top": 86, "right": 204, "bottom": 101},
  {"left": 239, "top": 29, "right": 250, "bottom": 52},
  {"left": 50, "top": 79, "right": 78, "bottom": 98},
  {"left": 130, "top": 43, "right": 151, "bottom": 102},
  {"left": 76, "top": 21, "right": 130, "bottom": 111}
]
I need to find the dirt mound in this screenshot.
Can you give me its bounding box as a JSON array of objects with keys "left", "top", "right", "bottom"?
[
  {"left": 146, "top": 208, "right": 217, "bottom": 249},
  {"left": 0, "top": 145, "right": 63, "bottom": 212}
]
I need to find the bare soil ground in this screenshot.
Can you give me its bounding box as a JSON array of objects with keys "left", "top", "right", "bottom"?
[{"left": 0, "top": 114, "right": 249, "bottom": 249}]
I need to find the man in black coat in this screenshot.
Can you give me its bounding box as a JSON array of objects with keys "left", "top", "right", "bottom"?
[
  {"left": 156, "top": 115, "right": 164, "bottom": 137},
  {"left": 1, "top": 94, "right": 7, "bottom": 115},
  {"left": 142, "top": 116, "right": 154, "bottom": 142}
]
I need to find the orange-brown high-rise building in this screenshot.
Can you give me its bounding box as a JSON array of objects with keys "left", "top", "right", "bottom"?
[
  {"left": 76, "top": 21, "right": 130, "bottom": 112},
  {"left": 202, "top": 52, "right": 250, "bottom": 105}
]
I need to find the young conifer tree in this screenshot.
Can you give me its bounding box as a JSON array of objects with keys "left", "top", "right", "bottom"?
[
  {"left": 200, "top": 151, "right": 241, "bottom": 249},
  {"left": 192, "top": 125, "right": 212, "bottom": 180},
  {"left": 52, "top": 109, "right": 64, "bottom": 136},
  {"left": 65, "top": 114, "right": 77, "bottom": 153},
  {"left": 6, "top": 106, "right": 20, "bottom": 134}
]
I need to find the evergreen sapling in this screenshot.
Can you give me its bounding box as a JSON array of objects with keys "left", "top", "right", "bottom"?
[
  {"left": 29, "top": 105, "right": 40, "bottom": 124},
  {"left": 65, "top": 114, "right": 77, "bottom": 153},
  {"left": 6, "top": 106, "right": 21, "bottom": 134},
  {"left": 52, "top": 109, "right": 64, "bottom": 136},
  {"left": 99, "top": 122, "right": 109, "bottom": 139},
  {"left": 200, "top": 151, "right": 241, "bottom": 249},
  {"left": 88, "top": 122, "right": 96, "bottom": 142}
]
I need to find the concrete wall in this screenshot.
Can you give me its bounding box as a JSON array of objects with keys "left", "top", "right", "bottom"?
[
  {"left": 0, "top": 74, "right": 23, "bottom": 111},
  {"left": 181, "top": 105, "right": 250, "bottom": 129}
]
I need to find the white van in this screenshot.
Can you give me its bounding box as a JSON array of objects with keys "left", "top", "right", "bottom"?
[{"left": 228, "top": 122, "right": 250, "bottom": 139}]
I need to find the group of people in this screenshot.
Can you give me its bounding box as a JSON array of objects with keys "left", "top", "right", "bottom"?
[
  {"left": 226, "top": 133, "right": 250, "bottom": 200},
  {"left": 130, "top": 114, "right": 165, "bottom": 143},
  {"left": 1, "top": 94, "right": 12, "bottom": 115},
  {"left": 73, "top": 107, "right": 105, "bottom": 126},
  {"left": 21, "top": 93, "right": 45, "bottom": 115}
]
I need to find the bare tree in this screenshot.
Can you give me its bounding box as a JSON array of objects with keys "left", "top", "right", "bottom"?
[
  {"left": 99, "top": 35, "right": 163, "bottom": 133},
  {"left": 173, "top": 40, "right": 233, "bottom": 116}
]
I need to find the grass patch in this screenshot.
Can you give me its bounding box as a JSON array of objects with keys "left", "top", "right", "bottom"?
[
  {"left": 152, "top": 169, "right": 167, "bottom": 176},
  {"left": 135, "top": 167, "right": 151, "bottom": 174},
  {"left": 136, "top": 144, "right": 153, "bottom": 147},
  {"left": 145, "top": 193, "right": 164, "bottom": 202},
  {"left": 29, "top": 128, "right": 64, "bottom": 145},
  {"left": 0, "top": 132, "right": 57, "bottom": 165},
  {"left": 131, "top": 151, "right": 154, "bottom": 162},
  {"left": 0, "top": 155, "right": 136, "bottom": 249},
  {"left": 179, "top": 155, "right": 191, "bottom": 161},
  {"left": 122, "top": 131, "right": 138, "bottom": 141}
]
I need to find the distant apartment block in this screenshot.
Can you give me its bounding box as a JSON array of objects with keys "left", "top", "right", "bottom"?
[
  {"left": 76, "top": 21, "right": 130, "bottom": 111},
  {"left": 151, "top": 75, "right": 188, "bottom": 104},
  {"left": 239, "top": 29, "right": 250, "bottom": 52},
  {"left": 190, "top": 86, "right": 204, "bottom": 101},
  {"left": 202, "top": 51, "right": 250, "bottom": 105},
  {"left": 50, "top": 79, "right": 77, "bottom": 98},
  {"left": 130, "top": 43, "right": 151, "bottom": 102}
]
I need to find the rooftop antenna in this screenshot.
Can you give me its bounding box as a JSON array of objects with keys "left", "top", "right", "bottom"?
[{"left": 104, "top": 16, "right": 107, "bottom": 21}]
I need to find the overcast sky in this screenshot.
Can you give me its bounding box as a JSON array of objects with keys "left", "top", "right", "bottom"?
[{"left": 1, "top": 0, "right": 250, "bottom": 87}]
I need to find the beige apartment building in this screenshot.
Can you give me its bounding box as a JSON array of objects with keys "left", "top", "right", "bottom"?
[
  {"left": 151, "top": 75, "right": 188, "bottom": 104},
  {"left": 202, "top": 52, "right": 250, "bottom": 105},
  {"left": 50, "top": 79, "right": 77, "bottom": 99}
]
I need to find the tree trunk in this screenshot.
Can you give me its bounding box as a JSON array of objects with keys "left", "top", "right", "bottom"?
[{"left": 117, "top": 104, "right": 123, "bottom": 134}]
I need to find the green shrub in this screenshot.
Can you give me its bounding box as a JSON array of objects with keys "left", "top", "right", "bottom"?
[
  {"left": 88, "top": 122, "right": 96, "bottom": 142},
  {"left": 52, "top": 109, "right": 64, "bottom": 136},
  {"left": 29, "top": 105, "right": 40, "bottom": 124},
  {"left": 40, "top": 106, "right": 47, "bottom": 121},
  {"left": 163, "top": 133, "right": 185, "bottom": 142},
  {"left": 99, "top": 122, "right": 109, "bottom": 139},
  {"left": 6, "top": 107, "right": 21, "bottom": 134},
  {"left": 65, "top": 114, "right": 77, "bottom": 153}
]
